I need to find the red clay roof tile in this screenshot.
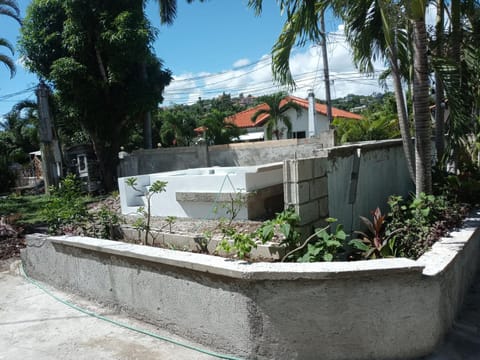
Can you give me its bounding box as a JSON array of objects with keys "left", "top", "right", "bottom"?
[{"left": 225, "top": 95, "right": 362, "bottom": 128}]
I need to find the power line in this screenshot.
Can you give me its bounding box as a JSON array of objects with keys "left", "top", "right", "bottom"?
[{"left": 0, "top": 86, "right": 37, "bottom": 101}]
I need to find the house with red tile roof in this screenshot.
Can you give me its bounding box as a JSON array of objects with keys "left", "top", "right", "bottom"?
[{"left": 225, "top": 94, "right": 362, "bottom": 141}]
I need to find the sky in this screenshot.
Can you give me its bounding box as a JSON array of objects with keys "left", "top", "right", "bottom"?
[{"left": 0, "top": 0, "right": 390, "bottom": 120}]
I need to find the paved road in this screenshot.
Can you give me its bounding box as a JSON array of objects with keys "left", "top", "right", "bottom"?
[{"left": 0, "top": 261, "right": 217, "bottom": 360}]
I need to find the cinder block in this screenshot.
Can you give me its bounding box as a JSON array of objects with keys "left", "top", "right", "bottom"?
[
  {"left": 318, "top": 196, "right": 329, "bottom": 218},
  {"left": 283, "top": 182, "right": 294, "bottom": 205},
  {"left": 285, "top": 158, "right": 315, "bottom": 183},
  {"left": 296, "top": 158, "right": 314, "bottom": 182},
  {"left": 313, "top": 158, "right": 328, "bottom": 178},
  {"left": 283, "top": 160, "right": 293, "bottom": 182},
  {"left": 310, "top": 176, "right": 328, "bottom": 200},
  {"left": 295, "top": 200, "right": 320, "bottom": 225},
  {"left": 297, "top": 181, "right": 311, "bottom": 204}
]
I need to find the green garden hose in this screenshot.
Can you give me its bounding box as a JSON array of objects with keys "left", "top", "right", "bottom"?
[{"left": 20, "top": 263, "right": 243, "bottom": 360}]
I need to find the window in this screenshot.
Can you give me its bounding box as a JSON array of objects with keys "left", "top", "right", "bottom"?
[{"left": 292, "top": 131, "right": 306, "bottom": 139}]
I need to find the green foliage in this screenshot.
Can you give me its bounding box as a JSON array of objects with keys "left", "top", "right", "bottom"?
[
  {"left": 256, "top": 207, "right": 300, "bottom": 248},
  {"left": 251, "top": 92, "right": 300, "bottom": 140},
  {"left": 0, "top": 194, "right": 50, "bottom": 225},
  {"left": 221, "top": 189, "right": 246, "bottom": 225},
  {"left": 19, "top": 0, "right": 172, "bottom": 191},
  {"left": 330, "top": 93, "right": 386, "bottom": 111},
  {"left": 0, "top": 0, "right": 21, "bottom": 78},
  {"left": 0, "top": 100, "right": 39, "bottom": 171},
  {"left": 349, "top": 207, "right": 400, "bottom": 259},
  {"left": 384, "top": 192, "right": 467, "bottom": 259},
  {"left": 216, "top": 227, "right": 257, "bottom": 260},
  {"left": 126, "top": 177, "right": 167, "bottom": 245},
  {"left": 165, "top": 216, "right": 176, "bottom": 233},
  {"left": 0, "top": 156, "right": 15, "bottom": 194},
  {"left": 333, "top": 93, "right": 401, "bottom": 144},
  {"left": 215, "top": 208, "right": 300, "bottom": 260},
  {"left": 292, "top": 218, "right": 347, "bottom": 262},
  {"left": 199, "top": 109, "right": 244, "bottom": 145},
  {"left": 92, "top": 204, "right": 122, "bottom": 240},
  {"left": 157, "top": 107, "right": 196, "bottom": 147},
  {"left": 42, "top": 174, "right": 89, "bottom": 234}
]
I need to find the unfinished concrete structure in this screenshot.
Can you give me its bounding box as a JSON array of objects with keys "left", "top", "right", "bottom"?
[
  {"left": 117, "top": 135, "right": 335, "bottom": 177},
  {"left": 118, "top": 163, "right": 284, "bottom": 220},
  {"left": 22, "top": 210, "right": 480, "bottom": 359},
  {"left": 119, "top": 138, "right": 413, "bottom": 234}
]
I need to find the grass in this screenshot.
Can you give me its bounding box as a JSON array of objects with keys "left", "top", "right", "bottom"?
[{"left": 0, "top": 194, "right": 50, "bottom": 225}]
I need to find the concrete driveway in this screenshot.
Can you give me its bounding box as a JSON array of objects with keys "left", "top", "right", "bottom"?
[
  {"left": 2, "top": 257, "right": 480, "bottom": 360},
  {"left": 0, "top": 260, "right": 217, "bottom": 360}
]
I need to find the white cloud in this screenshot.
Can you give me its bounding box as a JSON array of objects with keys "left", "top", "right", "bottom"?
[
  {"left": 162, "top": 28, "right": 389, "bottom": 106},
  {"left": 233, "top": 58, "right": 251, "bottom": 68}
]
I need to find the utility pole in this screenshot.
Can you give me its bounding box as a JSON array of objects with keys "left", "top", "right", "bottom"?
[
  {"left": 36, "top": 82, "right": 61, "bottom": 194},
  {"left": 320, "top": 9, "right": 333, "bottom": 125}
]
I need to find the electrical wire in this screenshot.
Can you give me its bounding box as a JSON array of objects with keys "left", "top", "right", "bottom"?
[{"left": 20, "top": 262, "right": 243, "bottom": 360}]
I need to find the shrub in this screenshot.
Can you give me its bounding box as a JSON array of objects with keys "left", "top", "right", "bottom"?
[{"left": 42, "top": 174, "right": 89, "bottom": 235}]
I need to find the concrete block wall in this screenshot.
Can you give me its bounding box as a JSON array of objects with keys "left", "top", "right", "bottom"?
[
  {"left": 284, "top": 139, "right": 414, "bottom": 235},
  {"left": 283, "top": 157, "right": 329, "bottom": 231},
  {"left": 118, "top": 134, "right": 333, "bottom": 177}
]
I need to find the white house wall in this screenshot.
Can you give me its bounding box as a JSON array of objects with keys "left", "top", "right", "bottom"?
[{"left": 279, "top": 107, "right": 330, "bottom": 139}]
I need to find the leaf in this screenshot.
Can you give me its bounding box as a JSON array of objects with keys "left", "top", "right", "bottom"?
[
  {"left": 359, "top": 215, "right": 375, "bottom": 234},
  {"left": 280, "top": 223, "right": 291, "bottom": 238},
  {"left": 323, "top": 253, "right": 333, "bottom": 262},
  {"left": 420, "top": 207, "right": 430, "bottom": 218},
  {"left": 326, "top": 239, "right": 341, "bottom": 248},
  {"left": 349, "top": 239, "right": 370, "bottom": 251},
  {"left": 261, "top": 224, "right": 275, "bottom": 241},
  {"left": 335, "top": 230, "right": 347, "bottom": 241}
]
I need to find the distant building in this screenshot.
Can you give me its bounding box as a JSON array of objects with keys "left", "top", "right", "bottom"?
[{"left": 226, "top": 94, "right": 362, "bottom": 141}]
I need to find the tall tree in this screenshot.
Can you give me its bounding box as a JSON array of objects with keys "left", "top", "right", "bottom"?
[
  {"left": 154, "top": 0, "right": 204, "bottom": 25},
  {"left": 1, "top": 99, "right": 39, "bottom": 163},
  {"left": 251, "top": 92, "right": 301, "bottom": 140},
  {"left": 158, "top": 107, "right": 196, "bottom": 146},
  {"left": 199, "top": 109, "right": 243, "bottom": 145},
  {"left": 338, "top": 0, "right": 415, "bottom": 183},
  {"left": 249, "top": 0, "right": 434, "bottom": 195},
  {"left": 409, "top": 0, "right": 432, "bottom": 195},
  {"left": 0, "top": 0, "right": 21, "bottom": 78},
  {"left": 20, "top": 0, "right": 172, "bottom": 191}
]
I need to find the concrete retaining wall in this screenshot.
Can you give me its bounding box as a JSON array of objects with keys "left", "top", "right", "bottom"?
[{"left": 22, "top": 210, "right": 480, "bottom": 360}]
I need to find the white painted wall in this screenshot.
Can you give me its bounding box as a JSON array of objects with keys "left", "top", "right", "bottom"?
[
  {"left": 276, "top": 107, "right": 330, "bottom": 139},
  {"left": 118, "top": 164, "right": 283, "bottom": 220}
]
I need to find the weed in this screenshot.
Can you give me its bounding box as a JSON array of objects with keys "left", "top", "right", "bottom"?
[
  {"left": 283, "top": 218, "right": 347, "bottom": 262},
  {"left": 125, "top": 178, "right": 167, "bottom": 245}
]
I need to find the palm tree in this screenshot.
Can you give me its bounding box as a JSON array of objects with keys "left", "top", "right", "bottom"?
[
  {"left": 0, "top": 0, "right": 21, "bottom": 78},
  {"left": 339, "top": 0, "right": 416, "bottom": 183},
  {"left": 249, "top": 0, "right": 434, "bottom": 195},
  {"left": 251, "top": 93, "right": 301, "bottom": 140},
  {"left": 199, "top": 109, "right": 243, "bottom": 145},
  {"left": 153, "top": 0, "right": 204, "bottom": 25},
  {"left": 409, "top": 1, "right": 432, "bottom": 195}
]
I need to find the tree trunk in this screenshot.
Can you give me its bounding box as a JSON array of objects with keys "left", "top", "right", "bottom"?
[
  {"left": 412, "top": 17, "right": 432, "bottom": 196},
  {"left": 434, "top": 0, "right": 445, "bottom": 162},
  {"left": 91, "top": 130, "right": 121, "bottom": 192},
  {"left": 389, "top": 52, "right": 415, "bottom": 183}
]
